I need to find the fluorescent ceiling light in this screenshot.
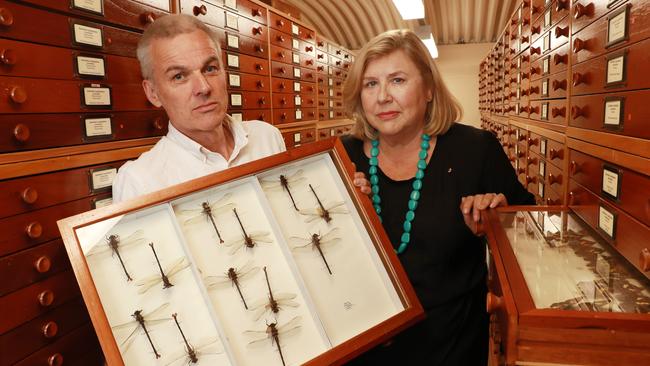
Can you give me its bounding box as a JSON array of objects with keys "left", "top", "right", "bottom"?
[
  {"left": 392, "top": 0, "right": 424, "bottom": 20},
  {"left": 422, "top": 35, "right": 438, "bottom": 59}
]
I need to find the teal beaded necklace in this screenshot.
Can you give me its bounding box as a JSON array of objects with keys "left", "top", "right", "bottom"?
[{"left": 369, "top": 133, "right": 431, "bottom": 254}]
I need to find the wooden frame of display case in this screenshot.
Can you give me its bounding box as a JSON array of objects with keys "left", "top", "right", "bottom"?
[
  {"left": 483, "top": 206, "right": 650, "bottom": 366},
  {"left": 57, "top": 138, "right": 424, "bottom": 366}
]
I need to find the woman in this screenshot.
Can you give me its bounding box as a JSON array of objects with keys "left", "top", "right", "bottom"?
[{"left": 343, "top": 30, "right": 534, "bottom": 365}]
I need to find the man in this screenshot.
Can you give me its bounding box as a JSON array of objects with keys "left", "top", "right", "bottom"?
[{"left": 112, "top": 14, "right": 286, "bottom": 203}]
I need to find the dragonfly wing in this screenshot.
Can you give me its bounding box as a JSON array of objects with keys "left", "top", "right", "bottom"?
[
  {"left": 239, "top": 264, "right": 260, "bottom": 280},
  {"left": 278, "top": 316, "right": 302, "bottom": 333},
  {"left": 320, "top": 227, "right": 342, "bottom": 241},
  {"left": 251, "top": 303, "right": 270, "bottom": 321},
  {"left": 166, "top": 257, "right": 189, "bottom": 278},
  {"left": 182, "top": 213, "right": 208, "bottom": 226},
  {"left": 135, "top": 273, "right": 161, "bottom": 294},
  {"left": 249, "top": 231, "right": 273, "bottom": 243},
  {"left": 274, "top": 292, "right": 298, "bottom": 302},
  {"left": 244, "top": 330, "right": 270, "bottom": 347},
  {"left": 287, "top": 237, "right": 312, "bottom": 250},
  {"left": 111, "top": 320, "right": 136, "bottom": 331},
  {"left": 119, "top": 327, "right": 139, "bottom": 352},
  {"left": 86, "top": 243, "right": 112, "bottom": 257},
  {"left": 327, "top": 202, "right": 348, "bottom": 214},
  {"left": 210, "top": 202, "right": 236, "bottom": 216},
  {"left": 145, "top": 302, "right": 171, "bottom": 319},
  {"left": 204, "top": 275, "right": 230, "bottom": 288},
  {"left": 226, "top": 240, "right": 245, "bottom": 255},
  {"left": 259, "top": 179, "right": 283, "bottom": 191}
]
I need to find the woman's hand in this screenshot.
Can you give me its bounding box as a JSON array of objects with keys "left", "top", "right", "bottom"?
[
  {"left": 353, "top": 171, "right": 372, "bottom": 195},
  {"left": 460, "top": 193, "right": 508, "bottom": 222}
]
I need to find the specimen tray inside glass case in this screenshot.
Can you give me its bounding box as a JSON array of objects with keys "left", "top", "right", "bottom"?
[{"left": 57, "top": 139, "right": 423, "bottom": 366}]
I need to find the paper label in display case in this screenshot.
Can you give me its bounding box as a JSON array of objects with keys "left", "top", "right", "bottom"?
[
  {"left": 226, "top": 12, "right": 239, "bottom": 30},
  {"left": 230, "top": 93, "right": 242, "bottom": 107}
]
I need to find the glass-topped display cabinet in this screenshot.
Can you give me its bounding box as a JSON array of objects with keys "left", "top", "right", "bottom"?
[
  {"left": 483, "top": 207, "right": 650, "bottom": 366},
  {"left": 57, "top": 139, "right": 423, "bottom": 366}
]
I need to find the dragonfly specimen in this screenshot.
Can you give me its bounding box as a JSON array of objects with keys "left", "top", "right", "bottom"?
[
  {"left": 289, "top": 227, "right": 342, "bottom": 275},
  {"left": 87, "top": 229, "right": 146, "bottom": 281},
  {"left": 225, "top": 208, "right": 273, "bottom": 254},
  {"left": 165, "top": 313, "right": 222, "bottom": 365},
  {"left": 136, "top": 250, "right": 190, "bottom": 294},
  {"left": 299, "top": 184, "right": 348, "bottom": 223},
  {"left": 178, "top": 193, "right": 235, "bottom": 244},
  {"left": 260, "top": 169, "right": 306, "bottom": 211},
  {"left": 249, "top": 267, "right": 300, "bottom": 321},
  {"left": 111, "top": 302, "right": 170, "bottom": 359},
  {"left": 245, "top": 316, "right": 302, "bottom": 366},
  {"left": 204, "top": 260, "right": 260, "bottom": 310}
]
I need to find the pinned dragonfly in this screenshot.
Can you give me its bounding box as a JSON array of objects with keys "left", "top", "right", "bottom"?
[
  {"left": 299, "top": 184, "right": 348, "bottom": 223},
  {"left": 112, "top": 302, "right": 170, "bottom": 359},
  {"left": 136, "top": 252, "right": 190, "bottom": 294},
  {"left": 289, "top": 227, "right": 342, "bottom": 275},
  {"left": 245, "top": 316, "right": 302, "bottom": 366},
  {"left": 87, "top": 229, "right": 146, "bottom": 281},
  {"left": 178, "top": 193, "right": 235, "bottom": 244},
  {"left": 165, "top": 313, "right": 222, "bottom": 365},
  {"left": 249, "top": 267, "right": 299, "bottom": 321},
  {"left": 260, "top": 169, "right": 306, "bottom": 211},
  {"left": 204, "top": 260, "right": 260, "bottom": 310},
  {"left": 225, "top": 208, "right": 273, "bottom": 254}
]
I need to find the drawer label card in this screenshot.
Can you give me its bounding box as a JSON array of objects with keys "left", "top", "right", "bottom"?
[
  {"left": 90, "top": 167, "right": 117, "bottom": 191},
  {"left": 328, "top": 78, "right": 333, "bottom": 86},
  {"left": 84, "top": 117, "right": 112, "bottom": 137},
  {"left": 292, "top": 53, "right": 300, "bottom": 64},
  {"left": 540, "top": 139, "right": 547, "bottom": 155},
  {"left": 225, "top": 0, "right": 237, "bottom": 9},
  {"left": 226, "top": 12, "right": 239, "bottom": 30},
  {"left": 539, "top": 160, "right": 546, "bottom": 177},
  {"left": 608, "top": 7, "right": 628, "bottom": 45},
  {"left": 295, "top": 109, "right": 302, "bottom": 120},
  {"left": 230, "top": 112, "right": 243, "bottom": 122},
  {"left": 230, "top": 93, "right": 242, "bottom": 107},
  {"left": 72, "top": 0, "right": 103, "bottom": 15},
  {"left": 293, "top": 82, "right": 301, "bottom": 92},
  {"left": 601, "top": 166, "right": 621, "bottom": 200},
  {"left": 543, "top": 34, "right": 550, "bottom": 52},
  {"left": 606, "top": 55, "right": 625, "bottom": 84},
  {"left": 227, "top": 54, "right": 239, "bottom": 68},
  {"left": 293, "top": 132, "right": 301, "bottom": 143},
  {"left": 604, "top": 98, "right": 623, "bottom": 127},
  {"left": 329, "top": 100, "right": 334, "bottom": 108},
  {"left": 544, "top": 10, "right": 551, "bottom": 29},
  {"left": 73, "top": 24, "right": 103, "bottom": 47},
  {"left": 82, "top": 85, "right": 111, "bottom": 106},
  {"left": 541, "top": 102, "right": 548, "bottom": 120},
  {"left": 294, "top": 95, "right": 301, "bottom": 106},
  {"left": 293, "top": 67, "right": 301, "bottom": 78},
  {"left": 291, "top": 23, "right": 300, "bottom": 35},
  {"left": 292, "top": 39, "right": 300, "bottom": 49},
  {"left": 542, "top": 79, "right": 549, "bottom": 96},
  {"left": 93, "top": 197, "right": 113, "bottom": 209},
  {"left": 228, "top": 73, "right": 241, "bottom": 87},
  {"left": 329, "top": 110, "right": 334, "bottom": 119},
  {"left": 543, "top": 57, "right": 550, "bottom": 74},
  {"left": 538, "top": 182, "right": 544, "bottom": 197},
  {"left": 598, "top": 205, "right": 616, "bottom": 240},
  {"left": 76, "top": 55, "right": 105, "bottom": 77},
  {"left": 227, "top": 34, "right": 239, "bottom": 49}
]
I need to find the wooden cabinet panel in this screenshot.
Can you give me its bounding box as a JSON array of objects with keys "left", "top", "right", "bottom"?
[
  {"left": 269, "top": 11, "right": 292, "bottom": 34},
  {"left": 270, "top": 44, "right": 293, "bottom": 65},
  {"left": 226, "top": 71, "right": 269, "bottom": 92},
  {"left": 222, "top": 0, "right": 268, "bottom": 25},
  {"left": 269, "top": 28, "right": 292, "bottom": 50},
  {"left": 572, "top": 0, "right": 624, "bottom": 35},
  {"left": 241, "top": 109, "right": 272, "bottom": 123},
  {"left": 13, "top": 323, "right": 103, "bottom": 366},
  {"left": 180, "top": 0, "right": 225, "bottom": 28},
  {"left": 270, "top": 60, "right": 297, "bottom": 79},
  {"left": 546, "top": 138, "right": 565, "bottom": 168},
  {"left": 229, "top": 13, "right": 267, "bottom": 42},
  {"left": 272, "top": 92, "right": 295, "bottom": 109},
  {"left": 299, "top": 39, "right": 316, "bottom": 58},
  {"left": 227, "top": 90, "right": 270, "bottom": 109},
  {"left": 222, "top": 51, "right": 269, "bottom": 76},
  {"left": 221, "top": 31, "right": 268, "bottom": 59}
]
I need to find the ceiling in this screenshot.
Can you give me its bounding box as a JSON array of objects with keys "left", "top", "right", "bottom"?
[{"left": 282, "top": 0, "right": 518, "bottom": 50}]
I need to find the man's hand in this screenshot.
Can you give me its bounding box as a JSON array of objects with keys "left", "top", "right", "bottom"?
[
  {"left": 353, "top": 171, "right": 371, "bottom": 195},
  {"left": 460, "top": 193, "right": 508, "bottom": 222}
]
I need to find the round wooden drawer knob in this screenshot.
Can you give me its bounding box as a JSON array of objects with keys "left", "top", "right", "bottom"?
[
  {"left": 573, "top": 38, "right": 585, "bottom": 53},
  {"left": 26, "top": 221, "right": 43, "bottom": 239},
  {"left": 0, "top": 7, "right": 14, "bottom": 27},
  {"left": 38, "top": 290, "right": 55, "bottom": 307},
  {"left": 640, "top": 248, "right": 650, "bottom": 272},
  {"left": 34, "top": 256, "right": 52, "bottom": 273},
  {"left": 486, "top": 292, "right": 503, "bottom": 313},
  {"left": 42, "top": 320, "right": 59, "bottom": 338},
  {"left": 193, "top": 5, "right": 207, "bottom": 16},
  {"left": 21, "top": 186, "right": 38, "bottom": 204},
  {"left": 1, "top": 47, "right": 16, "bottom": 65},
  {"left": 140, "top": 12, "right": 156, "bottom": 25},
  {"left": 10, "top": 85, "right": 27, "bottom": 104},
  {"left": 152, "top": 117, "right": 165, "bottom": 131},
  {"left": 47, "top": 353, "right": 63, "bottom": 366},
  {"left": 13, "top": 123, "right": 30, "bottom": 142},
  {"left": 255, "top": 64, "right": 263, "bottom": 71}
]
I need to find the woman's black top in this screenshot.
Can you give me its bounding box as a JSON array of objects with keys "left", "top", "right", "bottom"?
[{"left": 342, "top": 123, "right": 534, "bottom": 365}]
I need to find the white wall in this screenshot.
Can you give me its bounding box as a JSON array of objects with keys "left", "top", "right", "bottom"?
[{"left": 434, "top": 43, "right": 493, "bottom": 128}]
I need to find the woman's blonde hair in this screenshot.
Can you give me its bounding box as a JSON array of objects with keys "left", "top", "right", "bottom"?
[{"left": 343, "top": 29, "right": 462, "bottom": 139}]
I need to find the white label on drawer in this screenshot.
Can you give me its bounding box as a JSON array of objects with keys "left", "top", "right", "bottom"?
[
  {"left": 228, "top": 73, "right": 241, "bottom": 87},
  {"left": 544, "top": 10, "right": 551, "bottom": 28},
  {"left": 76, "top": 56, "right": 105, "bottom": 77},
  {"left": 328, "top": 78, "right": 333, "bottom": 86},
  {"left": 516, "top": 87, "right": 521, "bottom": 99},
  {"left": 225, "top": 0, "right": 237, "bottom": 9},
  {"left": 608, "top": 9, "right": 627, "bottom": 44},
  {"left": 329, "top": 110, "right": 334, "bottom": 118},
  {"left": 227, "top": 34, "right": 239, "bottom": 49},
  {"left": 231, "top": 112, "right": 243, "bottom": 122},
  {"left": 540, "top": 139, "right": 547, "bottom": 155},
  {"left": 515, "top": 103, "right": 520, "bottom": 114},
  {"left": 295, "top": 109, "right": 302, "bottom": 120},
  {"left": 328, "top": 66, "right": 333, "bottom": 75},
  {"left": 293, "top": 82, "right": 301, "bottom": 92},
  {"left": 541, "top": 102, "right": 548, "bottom": 119},
  {"left": 329, "top": 89, "right": 334, "bottom": 97},
  {"left": 73, "top": 24, "right": 103, "bottom": 47},
  {"left": 226, "top": 12, "right": 239, "bottom": 29},
  {"left": 292, "top": 53, "right": 300, "bottom": 64},
  {"left": 604, "top": 99, "right": 622, "bottom": 126},
  {"left": 606, "top": 55, "right": 625, "bottom": 84},
  {"left": 230, "top": 93, "right": 242, "bottom": 106},
  {"left": 517, "top": 57, "right": 521, "bottom": 68},
  {"left": 518, "top": 6, "right": 522, "bottom": 21},
  {"left": 330, "top": 129, "right": 336, "bottom": 136},
  {"left": 293, "top": 67, "right": 301, "bottom": 78},
  {"left": 292, "top": 38, "right": 300, "bottom": 49},
  {"left": 538, "top": 182, "right": 544, "bottom": 197},
  {"left": 543, "top": 34, "right": 550, "bottom": 52},
  {"left": 293, "top": 132, "right": 301, "bottom": 142},
  {"left": 91, "top": 167, "right": 117, "bottom": 190},
  {"left": 543, "top": 57, "right": 550, "bottom": 74},
  {"left": 515, "top": 143, "right": 519, "bottom": 155},
  {"left": 598, "top": 205, "right": 616, "bottom": 239},
  {"left": 329, "top": 100, "right": 334, "bottom": 108},
  {"left": 602, "top": 167, "right": 620, "bottom": 199},
  {"left": 539, "top": 160, "right": 546, "bottom": 177},
  {"left": 291, "top": 23, "right": 299, "bottom": 35},
  {"left": 294, "top": 95, "right": 301, "bottom": 106},
  {"left": 84, "top": 117, "right": 112, "bottom": 137},
  {"left": 93, "top": 197, "right": 113, "bottom": 208},
  {"left": 73, "top": 0, "right": 103, "bottom": 14},
  {"left": 515, "top": 158, "right": 520, "bottom": 170},
  {"left": 83, "top": 86, "right": 111, "bottom": 106},
  {"left": 517, "top": 72, "right": 521, "bottom": 84},
  {"left": 542, "top": 79, "right": 548, "bottom": 96},
  {"left": 227, "top": 54, "right": 239, "bottom": 68}
]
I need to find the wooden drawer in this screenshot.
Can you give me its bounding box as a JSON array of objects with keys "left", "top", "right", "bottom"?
[
  {"left": 0, "top": 162, "right": 123, "bottom": 218},
  {"left": 318, "top": 128, "right": 332, "bottom": 139},
  {"left": 550, "top": 14, "right": 570, "bottom": 52},
  {"left": 224, "top": 11, "right": 267, "bottom": 42},
  {"left": 0, "top": 271, "right": 81, "bottom": 333},
  {"left": 300, "top": 67, "right": 316, "bottom": 82},
  {"left": 295, "top": 80, "right": 316, "bottom": 95},
  {"left": 0, "top": 111, "right": 167, "bottom": 153},
  {"left": 281, "top": 127, "right": 316, "bottom": 148},
  {"left": 543, "top": 182, "right": 564, "bottom": 205},
  {"left": 0, "top": 298, "right": 90, "bottom": 365},
  {"left": 221, "top": 31, "right": 268, "bottom": 59},
  {"left": 0, "top": 239, "right": 70, "bottom": 296},
  {"left": 269, "top": 28, "right": 292, "bottom": 50},
  {"left": 0, "top": 1, "right": 140, "bottom": 58},
  {"left": 528, "top": 133, "right": 543, "bottom": 156},
  {"left": 273, "top": 108, "right": 296, "bottom": 125},
  {"left": 299, "top": 94, "right": 316, "bottom": 108},
  {"left": 227, "top": 90, "right": 269, "bottom": 109},
  {"left": 180, "top": 0, "right": 224, "bottom": 28},
  {"left": 0, "top": 195, "right": 104, "bottom": 257},
  {"left": 269, "top": 11, "right": 292, "bottom": 34},
  {"left": 272, "top": 92, "right": 295, "bottom": 109},
  {"left": 545, "top": 138, "right": 565, "bottom": 168},
  {"left": 572, "top": 0, "right": 650, "bottom": 65},
  {"left": 570, "top": 149, "right": 650, "bottom": 227},
  {"left": 270, "top": 44, "right": 294, "bottom": 65},
  {"left": 18, "top": 0, "right": 168, "bottom": 31},
  {"left": 226, "top": 71, "right": 269, "bottom": 92},
  {"left": 219, "top": 0, "right": 267, "bottom": 24},
  {"left": 222, "top": 51, "right": 269, "bottom": 76},
  {"left": 572, "top": 0, "right": 626, "bottom": 35},
  {"left": 12, "top": 323, "right": 103, "bottom": 366},
  {"left": 531, "top": 98, "right": 567, "bottom": 124},
  {"left": 568, "top": 179, "right": 650, "bottom": 279},
  {"left": 531, "top": 42, "right": 570, "bottom": 81},
  {"left": 545, "top": 159, "right": 565, "bottom": 195},
  {"left": 271, "top": 60, "right": 299, "bottom": 79},
  {"left": 271, "top": 78, "right": 294, "bottom": 93},
  {"left": 571, "top": 37, "right": 650, "bottom": 96},
  {"left": 316, "top": 36, "right": 327, "bottom": 52},
  {"left": 0, "top": 38, "right": 142, "bottom": 83},
  {"left": 0, "top": 77, "right": 152, "bottom": 113},
  {"left": 299, "top": 39, "right": 316, "bottom": 58},
  {"left": 569, "top": 89, "right": 650, "bottom": 139},
  {"left": 297, "top": 108, "right": 317, "bottom": 122},
  {"left": 229, "top": 109, "right": 272, "bottom": 123},
  {"left": 486, "top": 246, "right": 515, "bottom": 365},
  {"left": 300, "top": 54, "right": 316, "bottom": 70}
]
